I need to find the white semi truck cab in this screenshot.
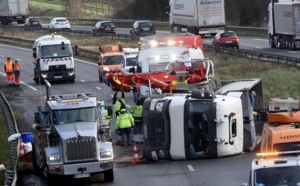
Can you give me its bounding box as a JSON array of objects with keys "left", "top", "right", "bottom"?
[
  {"left": 32, "top": 80, "right": 114, "bottom": 182},
  {"left": 32, "top": 34, "right": 75, "bottom": 84},
  {"left": 143, "top": 79, "right": 264, "bottom": 161}
]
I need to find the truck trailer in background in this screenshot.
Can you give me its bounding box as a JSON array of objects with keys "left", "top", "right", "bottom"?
[
  {"left": 169, "top": 0, "right": 225, "bottom": 37},
  {"left": 0, "top": 0, "right": 29, "bottom": 25},
  {"left": 266, "top": 0, "right": 300, "bottom": 50}
]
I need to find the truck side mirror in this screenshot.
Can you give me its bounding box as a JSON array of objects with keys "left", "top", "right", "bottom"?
[
  {"left": 33, "top": 47, "right": 36, "bottom": 52},
  {"left": 33, "top": 52, "right": 37, "bottom": 58}
]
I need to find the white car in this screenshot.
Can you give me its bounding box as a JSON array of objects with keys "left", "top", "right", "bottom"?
[{"left": 48, "top": 17, "right": 70, "bottom": 29}]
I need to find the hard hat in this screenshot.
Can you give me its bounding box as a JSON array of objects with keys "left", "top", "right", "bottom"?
[
  {"left": 120, "top": 109, "right": 127, "bottom": 114},
  {"left": 15, "top": 59, "right": 20, "bottom": 62}
]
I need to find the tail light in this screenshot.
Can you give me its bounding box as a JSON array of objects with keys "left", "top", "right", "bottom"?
[
  {"left": 111, "top": 25, "right": 115, "bottom": 28},
  {"left": 99, "top": 26, "right": 104, "bottom": 29}
]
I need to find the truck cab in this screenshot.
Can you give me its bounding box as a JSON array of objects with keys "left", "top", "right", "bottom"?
[
  {"left": 122, "top": 47, "right": 139, "bottom": 74},
  {"left": 243, "top": 151, "right": 300, "bottom": 186},
  {"left": 32, "top": 34, "right": 75, "bottom": 84},
  {"left": 98, "top": 43, "right": 125, "bottom": 82},
  {"left": 32, "top": 81, "right": 114, "bottom": 182}
]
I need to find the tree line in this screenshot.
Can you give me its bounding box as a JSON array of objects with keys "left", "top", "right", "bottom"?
[{"left": 114, "top": 0, "right": 269, "bottom": 27}]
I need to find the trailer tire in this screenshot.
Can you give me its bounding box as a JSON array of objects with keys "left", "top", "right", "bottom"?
[
  {"left": 104, "top": 169, "right": 114, "bottom": 182},
  {"left": 269, "top": 35, "right": 276, "bottom": 48}
]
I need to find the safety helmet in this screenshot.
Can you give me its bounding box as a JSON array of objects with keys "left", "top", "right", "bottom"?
[
  {"left": 120, "top": 108, "right": 127, "bottom": 114},
  {"left": 15, "top": 59, "right": 20, "bottom": 63}
]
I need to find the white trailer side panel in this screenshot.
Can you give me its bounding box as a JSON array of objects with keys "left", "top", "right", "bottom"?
[
  {"left": 0, "top": 0, "right": 28, "bottom": 16},
  {"left": 274, "top": 3, "right": 300, "bottom": 35},
  {"left": 171, "top": 0, "right": 225, "bottom": 27},
  {"left": 0, "top": 0, "right": 9, "bottom": 16},
  {"left": 10, "top": 0, "right": 29, "bottom": 15}
]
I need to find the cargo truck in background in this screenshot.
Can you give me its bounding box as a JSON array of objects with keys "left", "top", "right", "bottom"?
[
  {"left": 266, "top": 0, "right": 300, "bottom": 50},
  {"left": 32, "top": 34, "right": 76, "bottom": 84},
  {"left": 169, "top": 0, "right": 225, "bottom": 37},
  {"left": 0, "top": 0, "right": 29, "bottom": 25}
]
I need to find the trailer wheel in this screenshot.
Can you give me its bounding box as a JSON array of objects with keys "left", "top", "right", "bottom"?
[
  {"left": 170, "top": 24, "right": 174, "bottom": 33},
  {"left": 269, "top": 35, "right": 276, "bottom": 48},
  {"left": 103, "top": 169, "right": 114, "bottom": 182}
]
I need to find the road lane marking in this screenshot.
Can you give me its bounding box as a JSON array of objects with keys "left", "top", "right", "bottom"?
[
  {"left": 255, "top": 47, "right": 263, "bottom": 49},
  {"left": 0, "top": 72, "right": 37, "bottom": 91},
  {"left": 253, "top": 39, "right": 268, "bottom": 41},
  {"left": 187, "top": 165, "right": 195, "bottom": 171},
  {"left": 80, "top": 79, "right": 86, "bottom": 82},
  {"left": 96, "top": 87, "right": 102, "bottom": 90},
  {"left": 288, "top": 51, "right": 297, "bottom": 54}
]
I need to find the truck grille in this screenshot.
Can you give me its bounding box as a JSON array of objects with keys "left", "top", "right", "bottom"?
[
  {"left": 65, "top": 137, "right": 97, "bottom": 163},
  {"left": 147, "top": 114, "right": 164, "bottom": 147},
  {"left": 49, "top": 65, "right": 67, "bottom": 71}
]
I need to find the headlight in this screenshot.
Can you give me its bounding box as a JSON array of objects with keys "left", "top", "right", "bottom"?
[
  {"left": 103, "top": 67, "right": 109, "bottom": 71},
  {"left": 170, "top": 54, "right": 177, "bottom": 61},
  {"left": 100, "top": 151, "right": 112, "bottom": 158},
  {"left": 154, "top": 55, "right": 160, "bottom": 61},
  {"left": 48, "top": 154, "right": 61, "bottom": 163},
  {"left": 41, "top": 73, "right": 47, "bottom": 78},
  {"left": 68, "top": 70, "right": 75, "bottom": 76}
]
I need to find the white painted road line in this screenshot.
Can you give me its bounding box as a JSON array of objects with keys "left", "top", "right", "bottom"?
[
  {"left": 253, "top": 38, "right": 268, "bottom": 41},
  {"left": 80, "top": 79, "right": 86, "bottom": 82},
  {"left": 255, "top": 47, "right": 263, "bottom": 49},
  {"left": 187, "top": 165, "right": 195, "bottom": 171},
  {"left": 288, "top": 51, "right": 297, "bottom": 54},
  {"left": 96, "top": 87, "right": 101, "bottom": 90},
  {"left": 0, "top": 72, "right": 37, "bottom": 91}
]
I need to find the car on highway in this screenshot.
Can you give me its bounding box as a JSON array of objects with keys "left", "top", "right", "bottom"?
[
  {"left": 212, "top": 31, "right": 239, "bottom": 49},
  {"left": 48, "top": 17, "right": 71, "bottom": 30},
  {"left": 24, "top": 17, "right": 42, "bottom": 30},
  {"left": 130, "top": 20, "right": 156, "bottom": 36},
  {"left": 92, "top": 21, "right": 116, "bottom": 35}
]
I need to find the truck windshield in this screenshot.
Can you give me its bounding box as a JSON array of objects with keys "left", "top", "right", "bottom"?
[
  {"left": 103, "top": 56, "right": 124, "bottom": 65},
  {"left": 52, "top": 107, "right": 97, "bottom": 125},
  {"left": 185, "top": 100, "right": 213, "bottom": 159},
  {"left": 254, "top": 166, "right": 300, "bottom": 186},
  {"left": 274, "top": 142, "right": 300, "bottom": 151},
  {"left": 126, "top": 57, "right": 137, "bottom": 66},
  {"left": 41, "top": 44, "right": 72, "bottom": 59}
]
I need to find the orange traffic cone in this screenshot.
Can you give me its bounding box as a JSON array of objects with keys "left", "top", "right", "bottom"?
[
  {"left": 19, "top": 138, "right": 25, "bottom": 157},
  {"left": 132, "top": 142, "right": 142, "bottom": 163}
]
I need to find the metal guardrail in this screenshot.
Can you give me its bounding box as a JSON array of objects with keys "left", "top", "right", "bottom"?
[
  {"left": 0, "top": 92, "right": 19, "bottom": 186},
  {"left": 37, "top": 16, "right": 268, "bottom": 35}
]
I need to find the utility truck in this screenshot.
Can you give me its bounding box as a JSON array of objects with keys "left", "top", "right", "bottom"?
[
  {"left": 31, "top": 80, "right": 114, "bottom": 182},
  {"left": 142, "top": 79, "right": 264, "bottom": 161},
  {"left": 260, "top": 98, "right": 300, "bottom": 153},
  {"left": 169, "top": 0, "right": 225, "bottom": 36},
  {"left": 266, "top": 0, "right": 300, "bottom": 50},
  {"left": 98, "top": 43, "right": 125, "bottom": 82},
  {"left": 32, "top": 34, "right": 75, "bottom": 84},
  {"left": 242, "top": 151, "right": 300, "bottom": 186},
  {"left": 122, "top": 47, "right": 139, "bottom": 74},
  {"left": 0, "top": 0, "right": 29, "bottom": 25}
]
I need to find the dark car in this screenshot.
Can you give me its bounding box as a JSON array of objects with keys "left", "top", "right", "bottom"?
[
  {"left": 24, "top": 17, "right": 42, "bottom": 30},
  {"left": 212, "top": 31, "right": 239, "bottom": 49},
  {"left": 130, "top": 20, "right": 156, "bottom": 36},
  {"left": 92, "top": 21, "right": 116, "bottom": 35}
]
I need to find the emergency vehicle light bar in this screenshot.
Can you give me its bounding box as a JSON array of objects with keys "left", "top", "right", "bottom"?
[{"left": 257, "top": 150, "right": 300, "bottom": 157}]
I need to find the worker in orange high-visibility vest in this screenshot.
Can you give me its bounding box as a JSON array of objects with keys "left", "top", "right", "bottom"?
[
  {"left": 14, "top": 59, "right": 21, "bottom": 86},
  {"left": 4, "top": 57, "right": 15, "bottom": 86}
]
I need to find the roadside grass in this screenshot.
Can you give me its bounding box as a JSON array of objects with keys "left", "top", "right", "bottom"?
[
  {"left": 29, "top": 1, "right": 65, "bottom": 11},
  {"left": 208, "top": 52, "right": 300, "bottom": 106},
  {"left": 0, "top": 114, "right": 9, "bottom": 184}
]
